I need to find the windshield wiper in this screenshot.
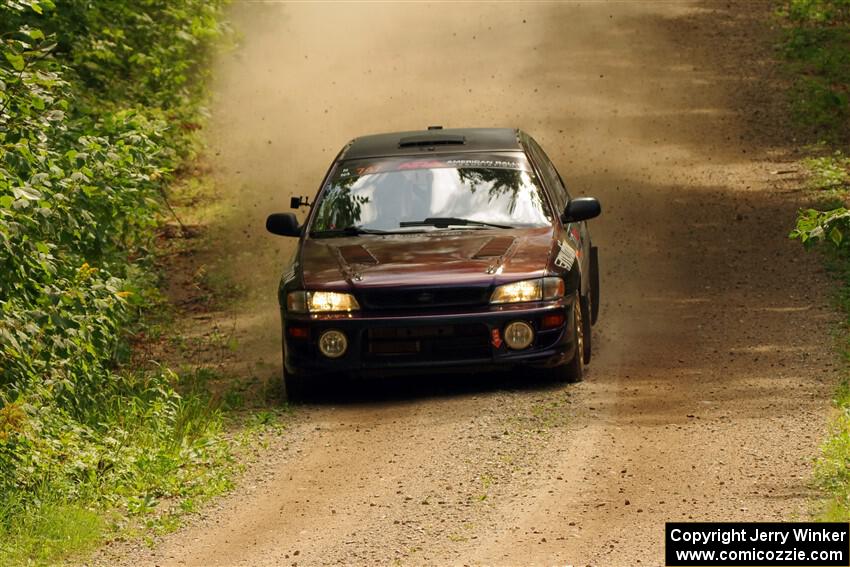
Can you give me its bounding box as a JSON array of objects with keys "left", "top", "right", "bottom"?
[
  {"left": 310, "top": 226, "right": 390, "bottom": 238},
  {"left": 399, "top": 217, "right": 513, "bottom": 229}
]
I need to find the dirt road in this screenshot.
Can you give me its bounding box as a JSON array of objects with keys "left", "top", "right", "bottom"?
[{"left": 109, "top": 2, "right": 839, "bottom": 566}]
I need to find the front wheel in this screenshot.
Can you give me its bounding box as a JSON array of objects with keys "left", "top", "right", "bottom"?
[
  {"left": 547, "top": 292, "right": 585, "bottom": 383},
  {"left": 581, "top": 294, "right": 592, "bottom": 364}
]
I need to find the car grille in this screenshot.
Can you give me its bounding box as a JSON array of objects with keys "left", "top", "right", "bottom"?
[
  {"left": 363, "top": 323, "right": 490, "bottom": 361},
  {"left": 359, "top": 287, "right": 489, "bottom": 311}
]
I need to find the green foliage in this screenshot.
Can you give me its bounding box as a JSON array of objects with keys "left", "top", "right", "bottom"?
[
  {"left": 784, "top": 1, "right": 850, "bottom": 522},
  {"left": 793, "top": 228, "right": 850, "bottom": 520},
  {"left": 0, "top": 0, "right": 229, "bottom": 564},
  {"left": 786, "top": 0, "right": 850, "bottom": 24},
  {"left": 0, "top": 501, "right": 105, "bottom": 566},
  {"left": 814, "top": 392, "right": 850, "bottom": 520},
  {"left": 791, "top": 207, "right": 850, "bottom": 247},
  {"left": 779, "top": 0, "right": 850, "bottom": 138},
  {"left": 804, "top": 151, "right": 850, "bottom": 191}
]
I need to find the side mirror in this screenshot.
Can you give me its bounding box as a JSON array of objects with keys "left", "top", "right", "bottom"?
[
  {"left": 562, "top": 197, "right": 601, "bottom": 223},
  {"left": 266, "top": 213, "right": 301, "bottom": 237}
]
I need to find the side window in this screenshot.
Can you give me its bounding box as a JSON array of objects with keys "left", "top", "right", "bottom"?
[{"left": 527, "top": 137, "right": 569, "bottom": 215}]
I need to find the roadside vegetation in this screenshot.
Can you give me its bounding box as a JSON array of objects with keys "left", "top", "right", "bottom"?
[
  {"left": 784, "top": 0, "right": 850, "bottom": 520},
  {"left": 0, "top": 1, "right": 251, "bottom": 564}
]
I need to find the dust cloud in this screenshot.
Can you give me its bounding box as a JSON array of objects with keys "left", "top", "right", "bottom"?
[{"left": 205, "top": 2, "right": 704, "bottom": 374}]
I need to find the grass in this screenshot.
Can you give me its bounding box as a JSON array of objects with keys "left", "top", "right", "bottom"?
[
  {"left": 0, "top": 366, "right": 290, "bottom": 566},
  {"left": 810, "top": 249, "right": 850, "bottom": 520},
  {"left": 0, "top": 502, "right": 106, "bottom": 567},
  {"left": 0, "top": 393, "right": 231, "bottom": 567},
  {"left": 780, "top": 0, "right": 850, "bottom": 520},
  {"left": 0, "top": 368, "right": 238, "bottom": 566},
  {"left": 814, "top": 387, "right": 850, "bottom": 520},
  {"left": 804, "top": 150, "right": 850, "bottom": 193},
  {"left": 789, "top": 226, "right": 850, "bottom": 519},
  {"left": 780, "top": 0, "right": 850, "bottom": 140}
]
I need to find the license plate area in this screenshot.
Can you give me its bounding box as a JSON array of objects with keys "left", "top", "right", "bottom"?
[
  {"left": 369, "top": 325, "right": 455, "bottom": 339},
  {"left": 364, "top": 324, "right": 489, "bottom": 360},
  {"left": 368, "top": 339, "right": 421, "bottom": 356}
]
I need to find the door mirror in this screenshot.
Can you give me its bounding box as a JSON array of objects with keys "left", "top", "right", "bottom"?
[
  {"left": 266, "top": 213, "right": 301, "bottom": 237},
  {"left": 562, "top": 197, "right": 601, "bottom": 223}
]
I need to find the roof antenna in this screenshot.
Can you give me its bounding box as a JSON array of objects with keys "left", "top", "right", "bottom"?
[{"left": 427, "top": 125, "right": 443, "bottom": 130}]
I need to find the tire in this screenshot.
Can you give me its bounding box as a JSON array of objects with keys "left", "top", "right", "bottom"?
[
  {"left": 581, "top": 294, "right": 592, "bottom": 364},
  {"left": 548, "top": 292, "right": 585, "bottom": 383},
  {"left": 590, "top": 245, "right": 600, "bottom": 325},
  {"left": 283, "top": 368, "right": 309, "bottom": 403}
]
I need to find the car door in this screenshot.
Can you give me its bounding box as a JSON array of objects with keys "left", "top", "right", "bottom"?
[{"left": 524, "top": 136, "right": 591, "bottom": 297}]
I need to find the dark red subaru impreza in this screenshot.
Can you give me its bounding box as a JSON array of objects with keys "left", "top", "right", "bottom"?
[{"left": 266, "top": 127, "right": 601, "bottom": 400}]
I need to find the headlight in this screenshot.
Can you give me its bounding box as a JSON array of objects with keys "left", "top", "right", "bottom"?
[
  {"left": 287, "top": 291, "right": 360, "bottom": 313},
  {"left": 490, "top": 277, "right": 564, "bottom": 304}
]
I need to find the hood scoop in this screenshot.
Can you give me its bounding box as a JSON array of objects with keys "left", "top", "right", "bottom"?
[
  {"left": 338, "top": 244, "right": 378, "bottom": 265},
  {"left": 473, "top": 236, "right": 515, "bottom": 259}
]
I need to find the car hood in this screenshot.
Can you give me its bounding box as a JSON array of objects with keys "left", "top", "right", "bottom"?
[{"left": 299, "top": 227, "right": 554, "bottom": 290}]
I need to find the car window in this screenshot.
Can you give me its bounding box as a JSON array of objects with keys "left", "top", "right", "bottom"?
[
  {"left": 527, "top": 137, "right": 570, "bottom": 214},
  {"left": 310, "top": 153, "right": 553, "bottom": 233}
]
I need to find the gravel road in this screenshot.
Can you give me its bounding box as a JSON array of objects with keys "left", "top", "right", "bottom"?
[{"left": 102, "top": 2, "right": 840, "bottom": 566}]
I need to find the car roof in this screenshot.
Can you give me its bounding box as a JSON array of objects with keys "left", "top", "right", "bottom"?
[{"left": 340, "top": 127, "right": 525, "bottom": 160}]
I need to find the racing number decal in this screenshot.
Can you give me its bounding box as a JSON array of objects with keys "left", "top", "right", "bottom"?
[{"left": 554, "top": 240, "right": 576, "bottom": 270}]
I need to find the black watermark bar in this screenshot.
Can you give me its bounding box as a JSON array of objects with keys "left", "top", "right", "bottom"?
[{"left": 666, "top": 522, "right": 849, "bottom": 566}]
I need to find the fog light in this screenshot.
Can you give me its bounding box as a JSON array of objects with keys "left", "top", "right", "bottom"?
[
  {"left": 318, "top": 329, "right": 348, "bottom": 358},
  {"left": 504, "top": 321, "right": 534, "bottom": 350}
]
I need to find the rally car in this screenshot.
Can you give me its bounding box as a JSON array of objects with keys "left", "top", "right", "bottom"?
[{"left": 266, "top": 127, "right": 601, "bottom": 400}]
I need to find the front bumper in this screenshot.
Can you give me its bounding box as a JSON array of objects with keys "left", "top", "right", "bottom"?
[{"left": 282, "top": 297, "right": 578, "bottom": 378}]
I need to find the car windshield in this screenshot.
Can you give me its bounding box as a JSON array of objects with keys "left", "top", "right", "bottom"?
[{"left": 309, "top": 154, "right": 552, "bottom": 234}]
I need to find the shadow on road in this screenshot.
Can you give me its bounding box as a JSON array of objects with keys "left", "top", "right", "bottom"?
[{"left": 289, "top": 367, "right": 569, "bottom": 406}]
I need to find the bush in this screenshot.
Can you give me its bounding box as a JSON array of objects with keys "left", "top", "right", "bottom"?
[{"left": 0, "top": 0, "right": 229, "bottom": 563}]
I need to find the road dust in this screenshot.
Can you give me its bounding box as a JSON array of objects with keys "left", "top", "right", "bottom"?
[{"left": 103, "top": 2, "right": 839, "bottom": 566}]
